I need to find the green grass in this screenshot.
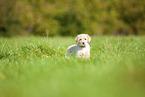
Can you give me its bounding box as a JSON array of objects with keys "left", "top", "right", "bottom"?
[{"left": 0, "top": 36, "right": 145, "bottom": 97}]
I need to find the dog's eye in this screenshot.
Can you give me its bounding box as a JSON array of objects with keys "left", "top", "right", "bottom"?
[
  {"left": 79, "top": 39, "right": 82, "bottom": 40},
  {"left": 84, "top": 38, "right": 86, "bottom": 40}
]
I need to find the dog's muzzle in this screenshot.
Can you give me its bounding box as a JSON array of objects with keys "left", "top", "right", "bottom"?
[{"left": 79, "top": 42, "right": 85, "bottom": 47}]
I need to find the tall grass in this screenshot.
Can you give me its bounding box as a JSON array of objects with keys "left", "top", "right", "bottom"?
[{"left": 0, "top": 36, "right": 145, "bottom": 97}]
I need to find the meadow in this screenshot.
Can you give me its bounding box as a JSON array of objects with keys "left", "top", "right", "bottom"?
[{"left": 0, "top": 36, "right": 145, "bottom": 97}]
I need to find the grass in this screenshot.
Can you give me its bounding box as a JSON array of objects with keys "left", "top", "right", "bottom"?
[{"left": 0, "top": 36, "right": 145, "bottom": 97}]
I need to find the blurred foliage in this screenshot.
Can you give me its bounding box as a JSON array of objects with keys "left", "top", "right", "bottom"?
[{"left": 0, "top": 0, "right": 145, "bottom": 37}]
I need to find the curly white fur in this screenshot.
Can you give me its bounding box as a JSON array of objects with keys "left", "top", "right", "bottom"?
[{"left": 66, "top": 34, "right": 91, "bottom": 58}]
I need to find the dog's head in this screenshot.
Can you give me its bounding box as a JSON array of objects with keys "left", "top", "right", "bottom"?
[{"left": 75, "top": 34, "right": 91, "bottom": 47}]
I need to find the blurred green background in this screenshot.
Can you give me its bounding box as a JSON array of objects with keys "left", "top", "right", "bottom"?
[{"left": 0, "top": 0, "right": 145, "bottom": 37}]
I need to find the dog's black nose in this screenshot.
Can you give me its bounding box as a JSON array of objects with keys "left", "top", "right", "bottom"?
[{"left": 82, "top": 42, "right": 84, "bottom": 45}]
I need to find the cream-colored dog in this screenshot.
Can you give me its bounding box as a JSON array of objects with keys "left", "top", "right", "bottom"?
[{"left": 66, "top": 34, "right": 91, "bottom": 58}]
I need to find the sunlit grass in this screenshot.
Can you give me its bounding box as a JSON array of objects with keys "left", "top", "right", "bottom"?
[{"left": 0, "top": 36, "right": 145, "bottom": 97}]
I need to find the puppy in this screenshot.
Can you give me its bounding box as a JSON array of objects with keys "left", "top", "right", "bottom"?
[{"left": 66, "top": 34, "right": 91, "bottom": 58}]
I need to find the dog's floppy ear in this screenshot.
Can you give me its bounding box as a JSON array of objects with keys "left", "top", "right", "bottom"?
[
  {"left": 75, "top": 35, "right": 79, "bottom": 43},
  {"left": 86, "top": 34, "right": 91, "bottom": 43}
]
